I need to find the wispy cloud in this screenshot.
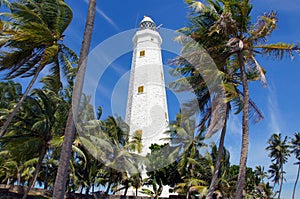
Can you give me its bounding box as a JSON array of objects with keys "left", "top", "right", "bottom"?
[
  {"left": 83, "top": 0, "right": 119, "bottom": 30},
  {"left": 97, "top": 85, "right": 111, "bottom": 100},
  {"left": 227, "top": 146, "right": 240, "bottom": 165},
  {"left": 110, "top": 72, "right": 130, "bottom": 118},
  {"left": 267, "top": 83, "right": 281, "bottom": 134},
  {"left": 228, "top": 113, "right": 241, "bottom": 135},
  {"left": 110, "top": 63, "right": 129, "bottom": 76}
]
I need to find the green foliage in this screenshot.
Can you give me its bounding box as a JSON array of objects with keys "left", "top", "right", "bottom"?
[
  {"left": 173, "top": 0, "right": 300, "bottom": 197},
  {"left": 0, "top": 0, "right": 299, "bottom": 197},
  {"left": 266, "top": 133, "right": 290, "bottom": 166},
  {"left": 266, "top": 133, "right": 291, "bottom": 198},
  {"left": 0, "top": 0, "right": 78, "bottom": 88},
  {"left": 291, "top": 133, "right": 300, "bottom": 161},
  {"left": 146, "top": 143, "right": 182, "bottom": 192}
]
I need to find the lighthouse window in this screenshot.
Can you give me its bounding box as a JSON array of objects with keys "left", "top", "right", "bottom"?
[
  {"left": 139, "top": 50, "right": 145, "bottom": 57},
  {"left": 138, "top": 86, "right": 144, "bottom": 93}
]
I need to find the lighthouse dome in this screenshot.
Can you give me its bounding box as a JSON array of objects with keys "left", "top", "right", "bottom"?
[{"left": 139, "top": 16, "right": 156, "bottom": 30}]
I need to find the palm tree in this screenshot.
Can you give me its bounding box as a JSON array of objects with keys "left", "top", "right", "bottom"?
[
  {"left": 113, "top": 171, "right": 132, "bottom": 196},
  {"left": 72, "top": 145, "right": 104, "bottom": 195},
  {"left": 0, "top": 151, "right": 25, "bottom": 186},
  {"left": 21, "top": 89, "right": 59, "bottom": 199},
  {"left": 38, "top": 152, "right": 57, "bottom": 190},
  {"left": 0, "top": 88, "right": 65, "bottom": 199},
  {"left": 207, "top": 143, "right": 232, "bottom": 198},
  {"left": 206, "top": 104, "right": 230, "bottom": 198},
  {"left": 131, "top": 172, "right": 143, "bottom": 196},
  {"left": 0, "top": 81, "right": 22, "bottom": 129},
  {"left": 253, "top": 166, "right": 276, "bottom": 199},
  {"left": 52, "top": 0, "right": 96, "bottom": 198},
  {"left": 165, "top": 115, "right": 209, "bottom": 198},
  {"left": 0, "top": 152, "right": 38, "bottom": 187},
  {"left": 0, "top": 81, "right": 22, "bottom": 109},
  {"left": 266, "top": 133, "right": 291, "bottom": 199},
  {"left": 181, "top": 143, "right": 234, "bottom": 198},
  {"left": 172, "top": 0, "right": 243, "bottom": 194},
  {"left": 140, "top": 177, "right": 164, "bottom": 199},
  {"left": 167, "top": 115, "right": 205, "bottom": 177},
  {"left": 291, "top": 132, "right": 300, "bottom": 199},
  {"left": 268, "top": 163, "right": 280, "bottom": 193},
  {"left": 169, "top": 57, "right": 233, "bottom": 198},
  {"left": 76, "top": 115, "right": 142, "bottom": 195},
  {"left": 171, "top": 2, "right": 253, "bottom": 198},
  {"left": 254, "top": 182, "right": 275, "bottom": 199},
  {"left": 254, "top": 165, "right": 268, "bottom": 184},
  {"left": 0, "top": 0, "right": 77, "bottom": 137},
  {"left": 144, "top": 143, "right": 183, "bottom": 198},
  {"left": 0, "top": 80, "right": 85, "bottom": 194},
  {"left": 176, "top": 1, "right": 300, "bottom": 197},
  {"left": 174, "top": 177, "right": 208, "bottom": 199},
  {"left": 103, "top": 117, "right": 144, "bottom": 194}
]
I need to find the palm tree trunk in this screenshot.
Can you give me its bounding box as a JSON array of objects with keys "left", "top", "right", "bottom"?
[
  {"left": 124, "top": 186, "right": 128, "bottom": 196},
  {"left": 52, "top": 112, "right": 75, "bottom": 198},
  {"left": 0, "top": 66, "right": 43, "bottom": 137},
  {"left": 186, "top": 188, "right": 189, "bottom": 199},
  {"left": 52, "top": 0, "right": 96, "bottom": 198},
  {"left": 235, "top": 51, "right": 250, "bottom": 199},
  {"left": 292, "top": 163, "right": 300, "bottom": 199},
  {"left": 7, "top": 178, "right": 11, "bottom": 185},
  {"left": 44, "top": 163, "right": 48, "bottom": 190},
  {"left": 207, "top": 104, "right": 229, "bottom": 199},
  {"left": 17, "top": 173, "right": 21, "bottom": 186},
  {"left": 278, "top": 166, "right": 284, "bottom": 199},
  {"left": 22, "top": 144, "right": 47, "bottom": 199}
]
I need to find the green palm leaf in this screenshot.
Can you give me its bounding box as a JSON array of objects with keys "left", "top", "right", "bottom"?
[{"left": 256, "top": 42, "right": 300, "bottom": 59}]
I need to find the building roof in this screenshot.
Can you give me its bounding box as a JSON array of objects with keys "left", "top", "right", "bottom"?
[
  {"left": 139, "top": 16, "right": 156, "bottom": 30},
  {"left": 140, "top": 16, "right": 155, "bottom": 24}
]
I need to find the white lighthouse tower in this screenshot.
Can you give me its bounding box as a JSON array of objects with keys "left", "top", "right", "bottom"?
[{"left": 126, "top": 16, "right": 169, "bottom": 156}]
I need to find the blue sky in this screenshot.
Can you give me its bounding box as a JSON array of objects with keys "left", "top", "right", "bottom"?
[
  {"left": 4, "top": 0, "right": 298, "bottom": 197},
  {"left": 63, "top": 0, "right": 300, "bottom": 198}
]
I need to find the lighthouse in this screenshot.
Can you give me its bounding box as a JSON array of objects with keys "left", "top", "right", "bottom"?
[
  {"left": 120, "top": 16, "right": 172, "bottom": 197},
  {"left": 126, "top": 16, "right": 169, "bottom": 156}
]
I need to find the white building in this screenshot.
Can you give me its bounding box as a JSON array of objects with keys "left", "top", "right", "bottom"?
[
  {"left": 124, "top": 16, "right": 171, "bottom": 197},
  {"left": 126, "top": 16, "right": 169, "bottom": 156}
]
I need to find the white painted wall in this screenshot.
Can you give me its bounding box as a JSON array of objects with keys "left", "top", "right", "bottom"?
[{"left": 126, "top": 27, "right": 169, "bottom": 156}]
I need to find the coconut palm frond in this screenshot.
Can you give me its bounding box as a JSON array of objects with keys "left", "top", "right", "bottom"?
[
  {"left": 250, "top": 11, "right": 278, "bottom": 44},
  {"left": 223, "top": 82, "right": 239, "bottom": 103},
  {"left": 205, "top": 95, "right": 226, "bottom": 138},
  {"left": 198, "top": 106, "right": 211, "bottom": 126},
  {"left": 168, "top": 76, "right": 196, "bottom": 93},
  {"left": 208, "top": 12, "right": 237, "bottom": 36},
  {"left": 55, "top": 0, "right": 73, "bottom": 34},
  {"left": 256, "top": 42, "right": 300, "bottom": 60},
  {"left": 236, "top": 89, "right": 264, "bottom": 123},
  {"left": 246, "top": 56, "right": 267, "bottom": 87}
]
